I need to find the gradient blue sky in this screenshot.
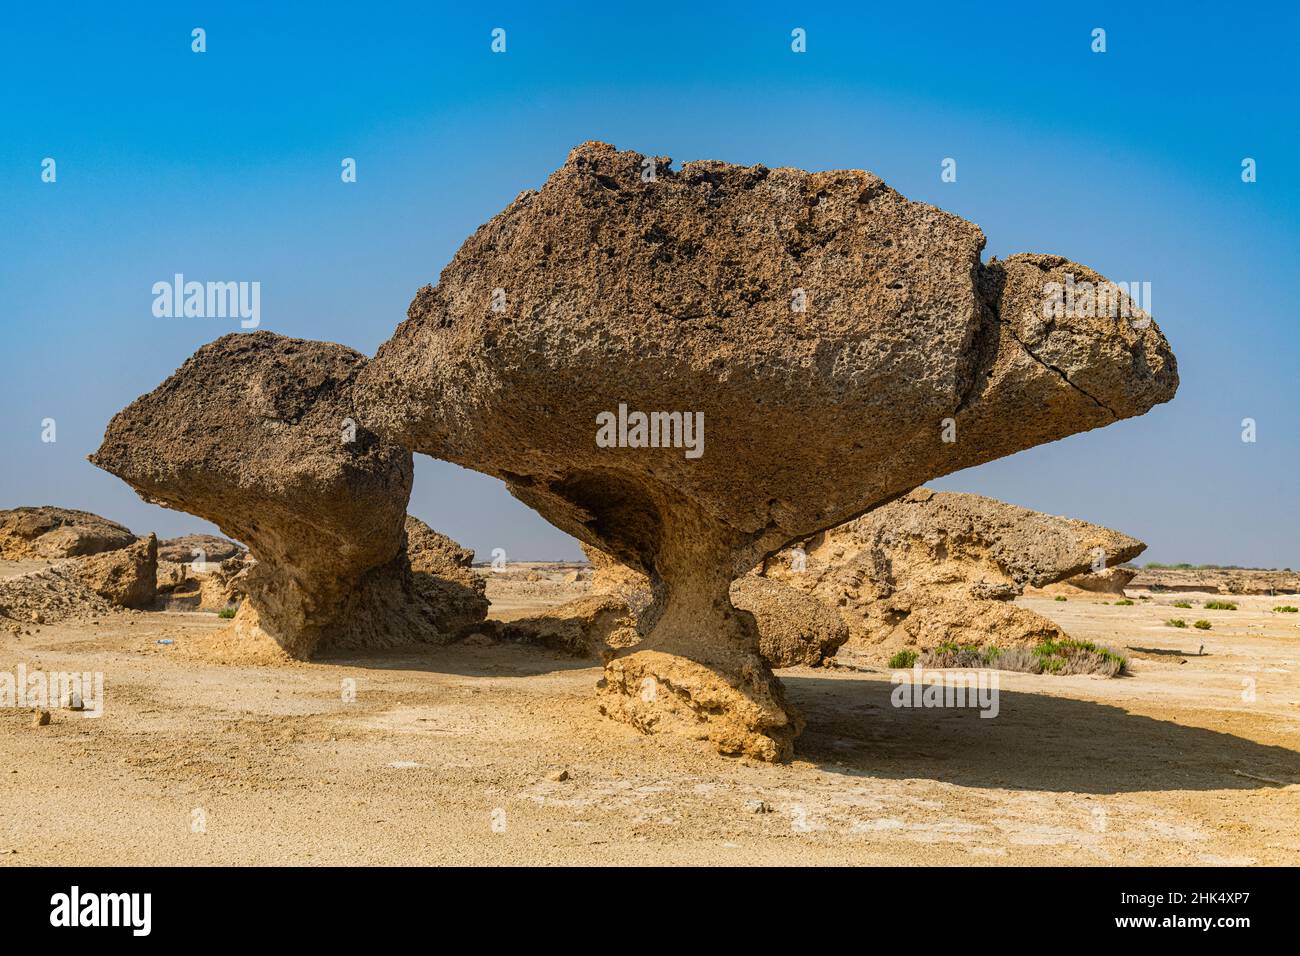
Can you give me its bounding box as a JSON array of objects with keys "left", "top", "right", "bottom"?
[{"left": 2, "top": 2, "right": 1296, "bottom": 566}]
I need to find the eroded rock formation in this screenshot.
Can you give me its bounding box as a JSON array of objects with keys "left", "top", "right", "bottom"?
[
  {"left": 498, "top": 594, "right": 642, "bottom": 656},
  {"left": 0, "top": 564, "right": 114, "bottom": 627},
  {"left": 91, "top": 331, "right": 483, "bottom": 657},
  {"left": 404, "top": 516, "right": 491, "bottom": 638},
  {"left": 0, "top": 507, "right": 136, "bottom": 559},
  {"left": 355, "top": 142, "right": 1177, "bottom": 760},
  {"left": 729, "top": 576, "right": 850, "bottom": 668},
  {"left": 762, "top": 488, "right": 1147, "bottom": 656},
  {"left": 1036, "top": 566, "right": 1138, "bottom": 596},
  {"left": 157, "top": 534, "right": 244, "bottom": 565},
  {"left": 72, "top": 533, "right": 158, "bottom": 610},
  {"left": 156, "top": 554, "right": 249, "bottom": 611},
  {"left": 581, "top": 545, "right": 847, "bottom": 668},
  {"left": 1127, "top": 567, "right": 1300, "bottom": 595}
]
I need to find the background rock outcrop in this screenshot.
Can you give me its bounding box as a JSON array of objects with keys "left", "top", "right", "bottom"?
[
  {"left": 1036, "top": 566, "right": 1138, "bottom": 597},
  {"left": 92, "top": 332, "right": 432, "bottom": 657},
  {"left": 0, "top": 564, "right": 114, "bottom": 627},
  {"left": 157, "top": 534, "right": 244, "bottom": 565},
  {"left": 762, "top": 488, "right": 1147, "bottom": 656},
  {"left": 498, "top": 594, "right": 642, "bottom": 657},
  {"left": 729, "top": 576, "right": 850, "bottom": 668},
  {"left": 1127, "top": 567, "right": 1300, "bottom": 595},
  {"left": 156, "top": 554, "right": 249, "bottom": 611},
  {"left": 71, "top": 533, "right": 158, "bottom": 610},
  {"left": 404, "top": 516, "right": 490, "bottom": 638},
  {"left": 0, "top": 507, "right": 136, "bottom": 559},
  {"left": 355, "top": 142, "right": 1178, "bottom": 759}
]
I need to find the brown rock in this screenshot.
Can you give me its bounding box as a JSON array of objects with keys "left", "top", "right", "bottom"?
[
  {"left": 32, "top": 710, "right": 50, "bottom": 727},
  {"left": 355, "top": 143, "right": 1177, "bottom": 760},
  {"left": 200, "top": 556, "right": 250, "bottom": 610},
  {"left": 90, "top": 331, "right": 472, "bottom": 658},
  {"left": 0, "top": 564, "right": 114, "bottom": 626},
  {"left": 155, "top": 554, "right": 250, "bottom": 612},
  {"left": 0, "top": 507, "right": 135, "bottom": 559},
  {"left": 1127, "top": 567, "right": 1300, "bottom": 595},
  {"left": 762, "top": 488, "right": 1146, "bottom": 655},
  {"left": 404, "top": 516, "right": 489, "bottom": 639},
  {"left": 583, "top": 542, "right": 653, "bottom": 599},
  {"left": 1040, "top": 566, "right": 1138, "bottom": 596},
  {"left": 71, "top": 534, "right": 158, "bottom": 609},
  {"left": 876, "top": 598, "right": 1069, "bottom": 659},
  {"left": 500, "top": 593, "right": 641, "bottom": 656},
  {"left": 157, "top": 534, "right": 244, "bottom": 565},
  {"left": 730, "top": 576, "right": 849, "bottom": 668}
]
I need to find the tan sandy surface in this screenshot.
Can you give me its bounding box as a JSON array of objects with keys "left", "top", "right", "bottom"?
[{"left": 1, "top": 576, "right": 1297, "bottom": 866}]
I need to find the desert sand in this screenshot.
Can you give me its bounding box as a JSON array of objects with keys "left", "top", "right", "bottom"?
[{"left": 2, "top": 564, "right": 1296, "bottom": 866}]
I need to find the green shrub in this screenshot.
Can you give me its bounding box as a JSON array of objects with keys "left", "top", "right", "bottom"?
[
  {"left": 1273, "top": 605, "right": 1299, "bottom": 613},
  {"left": 911, "top": 638, "right": 1124, "bottom": 677},
  {"left": 1204, "top": 600, "right": 1237, "bottom": 611},
  {"left": 1030, "top": 638, "right": 1127, "bottom": 677},
  {"left": 1054, "top": 595, "right": 1067, "bottom": 602},
  {"left": 1193, "top": 620, "right": 1212, "bottom": 630},
  {"left": 888, "top": 649, "right": 918, "bottom": 669},
  {"left": 218, "top": 606, "right": 237, "bottom": 619},
  {"left": 988, "top": 646, "right": 1037, "bottom": 672},
  {"left": 1114, "top": 598, "right": 1134, "bottom": 606},
  {"left": 921, "top": 641, "right": 995, "bottom": 668},
  {"left": 1172, "top": 601, "right": 1192, "bottom": 609},
  {"left": 1166, "top": 618, "right": 1187, "bottom": 628}
]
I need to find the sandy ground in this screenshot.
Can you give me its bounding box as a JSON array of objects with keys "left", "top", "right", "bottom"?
[{"left": 1, "top": 574, "right": 1298, "bottom": 866}]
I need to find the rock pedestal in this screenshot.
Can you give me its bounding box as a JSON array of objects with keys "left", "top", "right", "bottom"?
[{"left": 353, "top": 143, "right": 1177, "bottom": 758}]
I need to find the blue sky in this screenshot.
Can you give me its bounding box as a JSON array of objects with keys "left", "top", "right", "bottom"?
[{"left": 1, "top": 1, "right": 1296, "bottom": 566}]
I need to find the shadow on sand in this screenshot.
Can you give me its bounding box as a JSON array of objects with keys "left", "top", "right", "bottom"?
[
  {"left": 781, "top": 673, "right": 1300, "bottom": 795},
  {"left": 319, "top": 639, "right": 1298, "bottom": 796}
]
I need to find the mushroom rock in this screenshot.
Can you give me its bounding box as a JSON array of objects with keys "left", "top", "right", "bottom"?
[
  {"left": 90, "top": 331, "right": 465, "bottom": 658},
  {"left": 0, "top": 507, "right": 136, "bottom": 559},
  {"left": 762, "top": 488, "right": 1148, "bottom": 655},
  {"left": 354, "top": 142, "right": 1178, "bottom": 760}
]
